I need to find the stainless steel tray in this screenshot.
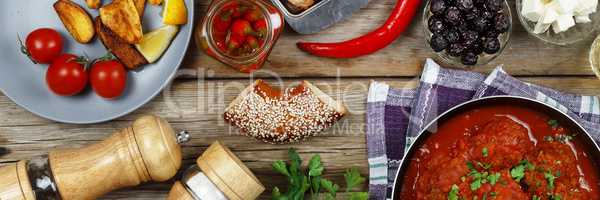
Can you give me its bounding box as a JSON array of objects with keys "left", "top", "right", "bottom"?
[{"left": 270, "top": 0, "right": 369, "bottom": 34}]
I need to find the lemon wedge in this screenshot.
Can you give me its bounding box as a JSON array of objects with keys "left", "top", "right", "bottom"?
[
  {"left": 162, "top": 0, "right": 187, "bottom": 25},
  {"left": 135, "top": 25, "right": 179, "bottom": 63}
]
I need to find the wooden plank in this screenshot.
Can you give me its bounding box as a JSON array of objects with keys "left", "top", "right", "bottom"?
[
  {"left": 186, "top": 0, "right": 599, "bottom": 78},
  {"left": 1, "top": 77, "right": 599, "bottom": 199}
]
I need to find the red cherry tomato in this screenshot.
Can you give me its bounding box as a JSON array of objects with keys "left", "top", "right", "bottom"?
[
  {"left": 23, "top": 28, "right": 63, "bottom": 64},
  {"left": 46, "top": 54, "right": 88, "bottom": 96},
  {"left": 90, "top": 59, "right": 128, "bottom": 99}
]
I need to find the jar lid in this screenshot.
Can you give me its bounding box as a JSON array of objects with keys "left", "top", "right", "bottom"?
[{"left": 196, "top": 141, "right": 265, "bottom": 200}]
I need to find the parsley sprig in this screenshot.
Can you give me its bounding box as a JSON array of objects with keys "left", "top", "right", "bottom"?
[{"left": 271, "top": 148, "right": 368, "bottom": 200}]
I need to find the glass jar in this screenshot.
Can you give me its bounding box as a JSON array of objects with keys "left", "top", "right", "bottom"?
[
  {"left": 167, "top": 141, "right": 265, "bottom": 200},
  {"left": 198, "top": 0, "right": 284, "bottom": 73},
  {"left": 590, "top": 34, "right": 600, "bottom": 79}
]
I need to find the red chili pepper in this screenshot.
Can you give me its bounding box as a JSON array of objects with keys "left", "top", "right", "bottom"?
[{"left": 296, "top": 0, "right": 421, "bottom": 58}]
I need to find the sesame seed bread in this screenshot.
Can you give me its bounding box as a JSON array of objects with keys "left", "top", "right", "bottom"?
[{"left": 224, "top": 80, "right": 346, "bottom": 143}]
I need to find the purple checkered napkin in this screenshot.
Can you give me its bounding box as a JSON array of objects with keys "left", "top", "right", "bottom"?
[{"left": 366, "top": 58, "right": 600, "bottom": 200}]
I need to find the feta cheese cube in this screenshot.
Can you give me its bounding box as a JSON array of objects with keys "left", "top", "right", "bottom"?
[
  {"left": 534, "top": 20, "right": 551, "bottom": 33},
  {"left": 541, "top": 6, "right": 560, "bottom": 24},
  {"left": 522, "top": 0, "right": 546, "bottom": 22},
  {"left": 575, "top": 14, "right": 592, "bottom": 23},
  {"left": 555, "top": 0, "right": 577, "bottom": 14},
  {"left": 575, "top": 0, "right": 598, "bottom": 15},
  {"left": 553, "top": 14, "right": 576, "bottom": 33}
]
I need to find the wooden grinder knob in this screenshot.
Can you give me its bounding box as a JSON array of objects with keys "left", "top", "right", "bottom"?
[
  {"left": 48, "top": 115, "right": 183, "bottom": 200},
  {"left": 0, "top": 160, "right": 35, "bottom": 200}
]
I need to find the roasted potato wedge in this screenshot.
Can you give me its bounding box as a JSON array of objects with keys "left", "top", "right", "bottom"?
[
  {"left": 95, "top": 17, "right": 148, "bottom": 69},
  {"left": 149, "top": 0, "right": 162, "bottom": 5},
  {"left": 99, "top": 0, "right": 143, "bottom": 44},
  {"left": 132, "top": 0, "right": 146, "bottom": 18},
  {"left": 53, "top": 0, "right": 95, "bottom": 43},
  {"left": 86, "top": 0, "right": 101, "bottom": 9}
]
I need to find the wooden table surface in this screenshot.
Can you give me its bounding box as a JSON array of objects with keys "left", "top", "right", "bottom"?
[{"left": 2, "top": 0, "right": 600, "bottom": 199}]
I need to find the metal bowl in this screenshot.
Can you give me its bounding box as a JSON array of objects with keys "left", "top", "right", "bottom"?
[
  {"left": 391, "top": 96, "right": 600, "bottom": 199},
  {"left": 269, "top": 0, "right": 369, "bottom": 34}
]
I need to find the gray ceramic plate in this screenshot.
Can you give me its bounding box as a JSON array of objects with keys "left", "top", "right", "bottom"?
[{"left": 0, "top": 0, "right": 194, "bottom": 124}]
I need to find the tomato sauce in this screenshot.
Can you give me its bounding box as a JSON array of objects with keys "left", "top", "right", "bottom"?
[{"left": 399, "top": 105, "right": 600, "bottom": 200}]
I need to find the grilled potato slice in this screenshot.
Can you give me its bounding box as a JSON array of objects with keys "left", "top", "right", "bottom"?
[
  {"left": 53, "top": 0, "right": 95, "bottom": 43},
  {"left": 86, "top": 0, "right": 101, "bottom": 9},
  {"left": 95, "top": 17, "right": 148, "bottom": 69},
  {"left": 99, "top": 0, "right": 143, "bottom": 44}
]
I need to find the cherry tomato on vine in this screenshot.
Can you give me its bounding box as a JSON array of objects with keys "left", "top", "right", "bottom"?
[
  {"left": 90, "top": 59, "right": 128, "bottom": 99},
  {"left": 46, "top": 54, "right": 88, "bottom": 96},
  {"left": 21, "top": 28, "right": 63, "bottom": 64}
]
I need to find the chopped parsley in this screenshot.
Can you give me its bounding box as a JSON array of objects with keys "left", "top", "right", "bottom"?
[
  {"left": 532, "top": 195, "right": 541, "bottom": 200},
  {"left": 482, "top": 147, "right": 489, "bottom": 157},
  {"left": 448, "top": 184, "right": 460, "bottom": 200},
  {"left": 510, "top": 160, "right": 535, "bottom": 182},
  {"left": 544, "top": 170, "right": 560, "bottom": 189},
  {"left": 549, "top": 194, "right": 562, "bottom": 200},
  {"left": 547, "top": 119, "right": 559, "bottom": 129},
  {"left": 487, "top": 172, "right": 501, "bottom": 186}
]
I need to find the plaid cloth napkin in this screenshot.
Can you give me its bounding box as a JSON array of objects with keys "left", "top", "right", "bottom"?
[{"left": 366, "top": 59, "right": 600, "bottom": 200}]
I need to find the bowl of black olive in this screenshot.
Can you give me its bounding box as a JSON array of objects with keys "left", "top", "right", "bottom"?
[{"left": 424, "top": 0, "right": 512, "bottom": 66}]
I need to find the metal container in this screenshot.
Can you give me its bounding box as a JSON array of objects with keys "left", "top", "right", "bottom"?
[
  {"left": 390, "top": 96, "right": 600, "bottom": 199},
  {"left": 269, "top": 0, "right": 369, "bottom": 34}
]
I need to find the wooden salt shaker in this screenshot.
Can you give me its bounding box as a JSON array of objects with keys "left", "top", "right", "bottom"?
[
  {"left": 167, "top": 141, "right": 265, "bottom": 200},
  {"left": 0, "top": 115, "right": 188, "bottom": 200}
]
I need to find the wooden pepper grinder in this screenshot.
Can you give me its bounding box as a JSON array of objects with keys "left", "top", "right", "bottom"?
[
  {"left": 167, "top": 141, "right": 265, "bottom": 200},
  {"left": 0, "top": 115, "right": 190, "bottom": 200}
]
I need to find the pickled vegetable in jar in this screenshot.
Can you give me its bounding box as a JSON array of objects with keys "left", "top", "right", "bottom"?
[{"left": 198, "top": 0, "right": 284, "bottom": 73}]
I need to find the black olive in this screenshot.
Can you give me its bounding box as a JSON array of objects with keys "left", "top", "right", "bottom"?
[
  {"left": 473, "top": 17, "right": 489, "bottom": 33},
  {"left": 462, "top": 30, "right": 479, "bottom": 46},
  {"left": 462, "top": 52, "right": 478, "bottom": 65},
  {"left": 430, "top": 0, "right": 447, "bottom": 15},
  {"left": 430, "top": 34, "right": 449, "bottom": 52},
  {"left": 445, "top": 6, "right": 463, "bottom": 25},
  {"left": 428, "top": 16, "right": 446, "bottom": 33},
  {"left": 494, "top": 13, "right": 510, "bottom": 33},
  {"left": 481, "top": 10, "right": 494, "bottom": 19},
  {"left": 447, "top": 43, "right": 466, "bottom": 57},
  {"left": 465, "top": 7, "right": 481, "bottom": 21},
  {"left": 445, "top": 28, "right": 461, "bottom": 44},
  {"left": 469, "top": 40, "right": 484, "bottom": 54},
  {"left": 485, "top": 0, "right": 502, "bottom": 12},
  {"left": 483, "top": 37, "right": 501, "bottom": 54},
  {"left": 457, "top": 0, "right": 474, "bottom": 11},
  {"left": 485, "top": 30, "right": 500, "bottom": 39}
]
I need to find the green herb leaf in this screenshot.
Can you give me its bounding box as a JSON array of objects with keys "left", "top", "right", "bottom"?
[
  {"left": 487, "top": 172, "right": 501, "bottom": 186},
  {"left": 470, "top": 178, "right": 482, "bottom": 191},
  {"left": 349, "top": 192, "right": 369, "bottom": 200},
  {"left": 288, "top": 148, "right": 302, "bottom": 177},
  {"left": 320, "top": 179, "right": 339, "bottom": 198},
  {"left": 544, "top": 170, "right": 558, "bottom": 189},
  {"left": 549, "top": 194, "right": 562, "bottom": 200},
  {"left": 548, "top": 119, "right": 559, "bottom": 129},
  {"left": 311, "top": 176, "right": 321, "bottom": 195},
  {"left": 273, "top": 160, "right": 290, "bottom": 177},
  {"left": 482, "top": 147, "right": 489, "bottom": 157},
  {"left": 345, "top": 168, "right": 366, "bottom": 192},
  {"left": 532, "top": 195, "right": 541, "bottom": 200},
  {"left": 510, "top": 165, "right": 525, "bottom": 182},
  {"left": 448, "top": 184, "right": 460, "bottom": 200},
  {"left": 308, "top": 155, "right": 323, "bottom": 177}
]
